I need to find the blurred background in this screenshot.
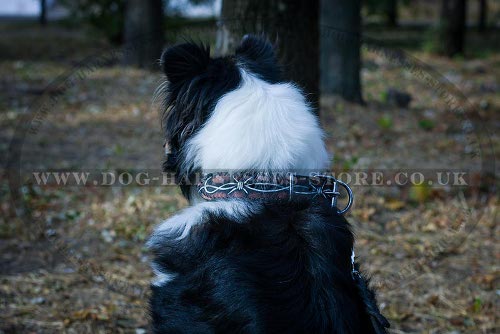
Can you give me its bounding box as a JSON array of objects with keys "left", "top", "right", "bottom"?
[{"left": 0, "top": 0, "right": 498, "bottom": 333}]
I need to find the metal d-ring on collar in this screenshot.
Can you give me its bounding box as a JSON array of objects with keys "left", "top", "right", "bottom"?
[{"left": 309, "top": 173, "right": 354, "bottom": 215}]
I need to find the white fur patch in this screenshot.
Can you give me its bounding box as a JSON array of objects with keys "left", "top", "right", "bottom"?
[
  {"left": 151, "top": 262, "right": 177, "bottom": 287},
  {"left": 183, "top": 70, "right": 330, "bottom": 171},
  {"left": 147, "top": 200, "right": 261, "bottom": 247}
]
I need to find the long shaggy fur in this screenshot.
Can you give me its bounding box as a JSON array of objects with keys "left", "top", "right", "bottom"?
[
  {"left": 149, "top": 202, "right": 377, "bottom": 333},
  {"left": 149, "top": 35, "right": 389, "bottom": 333}
]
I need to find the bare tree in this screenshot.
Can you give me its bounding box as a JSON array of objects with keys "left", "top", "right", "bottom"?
[
  {"left": 440, "top": 0, "right": 467, "bottom": 57},
  {"left": 386, "top": 0, "right": 398, "bottom": 27},
  {"left": 218, "top": 0, "right": 320, "bottom": 110},
  {"left": 123, "top": 0, "right": 164, "bottom": 69},
  {"left": 320, "top": 0, "right": 363, "bottom": 103},
  {"left": 478, "top": 0, "right": 487, "bottom": 32},
  {"left": 40, "top": 0, "right": 47, "bottom": 26}
]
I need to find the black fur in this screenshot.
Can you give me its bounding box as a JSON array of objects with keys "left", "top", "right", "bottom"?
[
  {"left": 150, "top": 202, "right": 382, "bottom": 333},
  {"left": 152, "top": 35, "right": 389, "bottom": 333},
  {"left": 160, "top": 36, "right": 285, "bottom": 176},
  {"left": 235, "top": 34, "right": 283, "bottom": 84},
  {"left": 352, "top": 270, "right": 390, "bottom": 334},
  {"left": 160, "top": 42, "right": 241, "bottom": 197},
  {"left": 160, "top": 42, "right": 240, "bottom": 173}
]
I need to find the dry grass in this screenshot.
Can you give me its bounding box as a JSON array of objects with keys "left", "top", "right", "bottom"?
[{"left": 1, "top": 21, "right": 498, "bottom": 333}]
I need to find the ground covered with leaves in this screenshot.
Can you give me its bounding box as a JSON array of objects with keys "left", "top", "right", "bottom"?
[{"left": 1, "top": 22, "right": 498, "bottom": 333}]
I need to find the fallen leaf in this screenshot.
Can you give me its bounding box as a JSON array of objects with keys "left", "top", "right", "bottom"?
[{"left": 384, "top": 199, "right": 406, "bottom": 211}]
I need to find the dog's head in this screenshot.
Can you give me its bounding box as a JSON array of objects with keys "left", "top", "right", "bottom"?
[{"left": 160, "top": 35, "right": 328, "bottom": 178}]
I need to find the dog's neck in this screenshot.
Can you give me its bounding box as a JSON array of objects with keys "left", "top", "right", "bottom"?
[{"left": 190, "top": 171, "right": 353, "bottom": 215}]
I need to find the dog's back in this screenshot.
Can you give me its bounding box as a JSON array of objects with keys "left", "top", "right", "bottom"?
[{"left": 149, "top": 201, "right": 381, "bottom": 333}]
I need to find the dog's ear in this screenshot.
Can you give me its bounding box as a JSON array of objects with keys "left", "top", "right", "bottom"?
[
  {"left": 235, "top": 34, "right": 282, "bottom": 83},
  {"left": 161, "top": 42, "right": 211, "bottom": 88}
]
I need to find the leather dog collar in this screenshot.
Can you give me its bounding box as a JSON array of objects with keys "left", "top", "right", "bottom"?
[{"left": 197, "top": 172, "right": 353, "bottom": 215}]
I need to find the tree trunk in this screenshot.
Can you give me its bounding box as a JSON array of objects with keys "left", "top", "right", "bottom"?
[
  {"left": 217, "top": 0, "right": 320, "bottom": 110},
  {"left": 440, "top": 0, "right": 467, "bottom": 57},
  {"left": 123, "top": 0, "right": 164, "bottom": 69},
  {"left": 386, "top": 0, "right": 398, "bottom": 27},
  {"left": 478, "top": 0, "right": 487, "bottom": 32},
  {"left": 40, "top": 0, "right": 47, "bottom": 26},
  {"left": 320, "top": 0, "right": 363, "bottom": 103}
]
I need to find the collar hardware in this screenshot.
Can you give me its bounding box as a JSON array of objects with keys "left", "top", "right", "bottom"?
[{"left": 197, "top": 172, "right": 354, "bottom": 215}]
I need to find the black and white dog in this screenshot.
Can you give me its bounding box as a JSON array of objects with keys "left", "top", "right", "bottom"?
[{"left": 148, "top": 35, "right": 389, "bottom": 333}]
